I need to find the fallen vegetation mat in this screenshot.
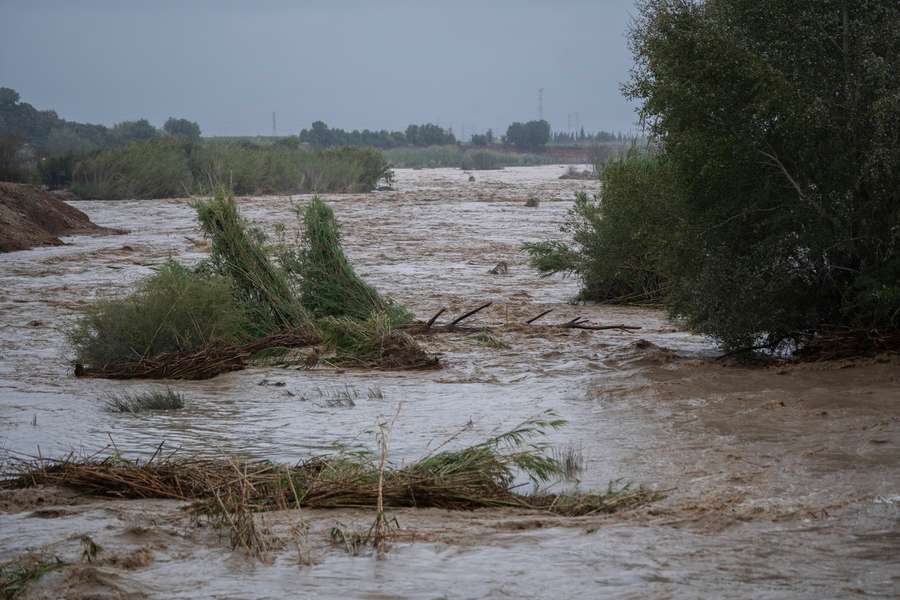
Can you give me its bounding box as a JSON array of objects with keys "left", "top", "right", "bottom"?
[
  {"left": 2, "top": 417, "right": 659, "bottom": 517},
  {"left": 75, "top": 331, "right": 318, "bottom": 380}
]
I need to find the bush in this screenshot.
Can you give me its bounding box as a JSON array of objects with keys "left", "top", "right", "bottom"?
[
  {"left": 281, "top": 196, "right": 410, "bottom": 323},
  {"left": 195, "top": 192, "right": 309, "bottom": 335},
  {"left": 524, "top": 150, "right": 680, "bottom": 304},
  {"left": 71, "top": 138, "right": 193, "bottom": 199},
  {"left": 623, "top": 0, "right": 900, "bottom": 350},
  {"left": 69, "top": 261, "right": 251, "bottom": 368},
  {"left": 460, "top": 150, "right": 500, "bottom": 170}
]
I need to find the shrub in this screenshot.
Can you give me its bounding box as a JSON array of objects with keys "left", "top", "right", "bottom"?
[
  {"left": 68, "top": 261, "right": 251, "bottom": 368},
  {"left": 624, "top": 0, "right": 900, "bottom": 350},
  {"left": 525, "top": 150, "right": 681, "bottom": 304},
  {"left": 71, "top": 138, "right": 193, "bottom": 199},
  {"left": 281, "top": 196, "right": 410, "bottom": 323},
  {"left": 194, "top": 192, "right": 309, "bottom": 334},
  {"left": 460, "top": 150, "right": 500, "bottom": 170}
]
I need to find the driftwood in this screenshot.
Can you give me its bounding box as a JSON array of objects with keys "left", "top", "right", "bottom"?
[{"left": 403, "top": 304, "right": 642, "bottom": 335}]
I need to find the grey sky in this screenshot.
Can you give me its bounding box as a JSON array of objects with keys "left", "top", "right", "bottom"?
[{"left": 1, "top": 0, "right": 640, "bottom": 138}]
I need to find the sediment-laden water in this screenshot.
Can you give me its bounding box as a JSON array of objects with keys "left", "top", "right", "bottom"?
[{"left": 1, "top": 165, "right": 898, "bottom": 599}]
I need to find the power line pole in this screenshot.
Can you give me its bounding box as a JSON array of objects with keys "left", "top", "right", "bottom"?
[
  {"left": 538, "top": 88, "right": 544, "bottom": 121},
  {"left": 272, "top": 111, "right": 276, "bottom": 137}
]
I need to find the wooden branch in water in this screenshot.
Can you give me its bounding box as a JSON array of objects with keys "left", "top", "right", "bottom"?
[
  {"left": 425, "top": 307, "right": 446, "bottom": 329},
  {"left": 525, "top": 309, "right": 553, "bottom": 324},
  {"left": 448, "top": 302, "right": 493, "bottom": 328},
  {"left": 562, "top": 323, "right": 642, "bottom": 331}
]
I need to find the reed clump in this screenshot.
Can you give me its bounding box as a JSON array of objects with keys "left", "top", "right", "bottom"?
[
  {"left": 70, "top": 191, "right": 435, "bottom": 379},
  {"left": 2, "top": 416, "right": 659, "bottom": 517},
  {"left": 105, "top": 389, "right": 185, "bottom": 412}
]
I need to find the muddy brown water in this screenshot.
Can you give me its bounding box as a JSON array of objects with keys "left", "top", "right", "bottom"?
[{"left": 1, "top": 165, "right": 898, "bottom": 599}]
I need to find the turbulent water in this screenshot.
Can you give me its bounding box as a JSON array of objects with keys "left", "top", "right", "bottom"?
[{"left": 1, "top": 165, "right": 898, "bottom": 599}]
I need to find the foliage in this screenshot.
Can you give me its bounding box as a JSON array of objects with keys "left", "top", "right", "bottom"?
[
  {"left": 624, "top": 0, "right": 900, "bottom": 349},
  {"left": 70, "top": 138, "right": 391, "bottom": 199},
  {"left": 383, "top": 145, "right": 554, "bottom": 169},
  {"left": 68, "top": 261, "right": 251, "bottom": 368},
  {"left": 0, "top": 554, "right": 64, "bottom": 600},
  {"left": 71, "top": 137, "right": 193, "bottom": 199},
  {"left": 195, "top": 192, "right": 309, "bottom": 334},
  {"left": 299, "top": 121, "right": 455, "bottom": 148},
  {"left": 281, "top": 196, "right": 410, "bottom": 323},
  {"left": 105, "top": 389, "right": 185, "bottom": 412},
  {"left": 163, "top": 117, "right": 201, "bottom": 139},
  {"left": 111, "top": 119, "right": 159, "bottom": 143},
  {"left": 0, "top": 134, "right": 33, "bottom": 183},
  {"left": 69, "top": 192, "right": 424, "bottom": 375},
  {"left": 4, "top": 414, "right": 661, "bottom": 517},
  {"left": 525, "top": 151, "right": 680, "bottom": 304},
  {"left": 505, "top": 120, "right": 551, "bottom": 151}
]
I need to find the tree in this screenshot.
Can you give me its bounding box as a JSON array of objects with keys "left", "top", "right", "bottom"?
[
  {"left": 112, "top": 119, "right": 158, "bottom": 142},
  {"left": 0, "top": 87, "right": 20, "bottom": 107},
  {"left": 505, "top": 120, "right": 550, "bottom": 151},
  {"left": 623, "top": 0, "right": 900, "bottom": 349},
  {"left": 163, "top": 117, "right": 201, "bottom": 139}
]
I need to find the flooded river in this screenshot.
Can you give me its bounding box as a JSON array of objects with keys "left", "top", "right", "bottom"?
[{"left": 1, "top": 165, "right": 898, "bottom": 598}]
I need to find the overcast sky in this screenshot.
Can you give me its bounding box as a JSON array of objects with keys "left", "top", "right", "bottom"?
[{"left": 1, "top": 0, "right": 640, "bottom": 138}]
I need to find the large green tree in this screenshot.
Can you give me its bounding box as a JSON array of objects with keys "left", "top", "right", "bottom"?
[{"left": 626, "top": 0, "right": 900, "bottom": 349}]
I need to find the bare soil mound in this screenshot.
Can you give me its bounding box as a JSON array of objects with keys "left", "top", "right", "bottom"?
[{"left": 0, "top": 182, "right": 122, "bottom": 252}]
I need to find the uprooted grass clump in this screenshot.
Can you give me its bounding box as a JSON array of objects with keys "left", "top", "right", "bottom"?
[
  {"left": 105, "top": 389, "right": 185, "bottom": 412},
  {"left": 2, "top": 414, "right": 660, "bottom": 518},
  {"left": 70, "top": 192, "right": 433, "bottom": 379},
  {"left": 0, "top": 553, "right": 65, "bottom": 600}
]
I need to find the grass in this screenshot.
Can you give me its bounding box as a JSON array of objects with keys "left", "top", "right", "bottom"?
[
  {"left": 524, "top": 197, "right": 540, "bottom": 207},
  {"left": 105, "top": 389, "right": 185, "bottom": 412},
  {"left": 0, "top": 554, "right": 65, "bottom": 600},
  {"left": 474, "top": 328, "right": 510, "bottom": 349},
  {"left": 2, "top": 414, "right": 660, "bottom": 518}
]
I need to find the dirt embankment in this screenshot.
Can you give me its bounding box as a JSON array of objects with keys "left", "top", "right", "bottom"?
[{"left": 0, "top": 182, "right": 123, "bottom": 252}]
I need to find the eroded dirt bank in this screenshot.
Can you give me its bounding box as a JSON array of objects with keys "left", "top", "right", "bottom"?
[
  {"left": 1, "top": 166, "right": 898, "bottom": 599},
  {"left": 0, "top": 182, "right": 122, "bottom": 252}
]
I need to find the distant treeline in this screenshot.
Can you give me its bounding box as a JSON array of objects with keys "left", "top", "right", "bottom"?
[
  {"left": 0, "top": 88, "right": 389, "bottom": 197},
  {"left": 299, "top": 119, "right": 627, "bottom": 153},
  {"left": 551, "top": 129, "right": 628, "bottom": 145},
  {"left": 299, "top": 121, "right": 456, "bottom": 148}
]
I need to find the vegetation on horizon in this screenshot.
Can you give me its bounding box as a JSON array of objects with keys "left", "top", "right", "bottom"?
[
  {"left": 383, "top": 145, "right": 556, "bottom": 169},
  {"left": 70, "top": 138, "right": 391, "bottom": 199}
]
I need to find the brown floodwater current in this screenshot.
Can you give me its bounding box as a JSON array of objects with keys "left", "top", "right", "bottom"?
[{"left": 1, "top": 165, "right": 898, "bottom": 599}]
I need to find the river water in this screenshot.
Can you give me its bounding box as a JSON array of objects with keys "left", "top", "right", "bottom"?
[{"left": 1, "top": 165, "right": 898, "bottom": 599}]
